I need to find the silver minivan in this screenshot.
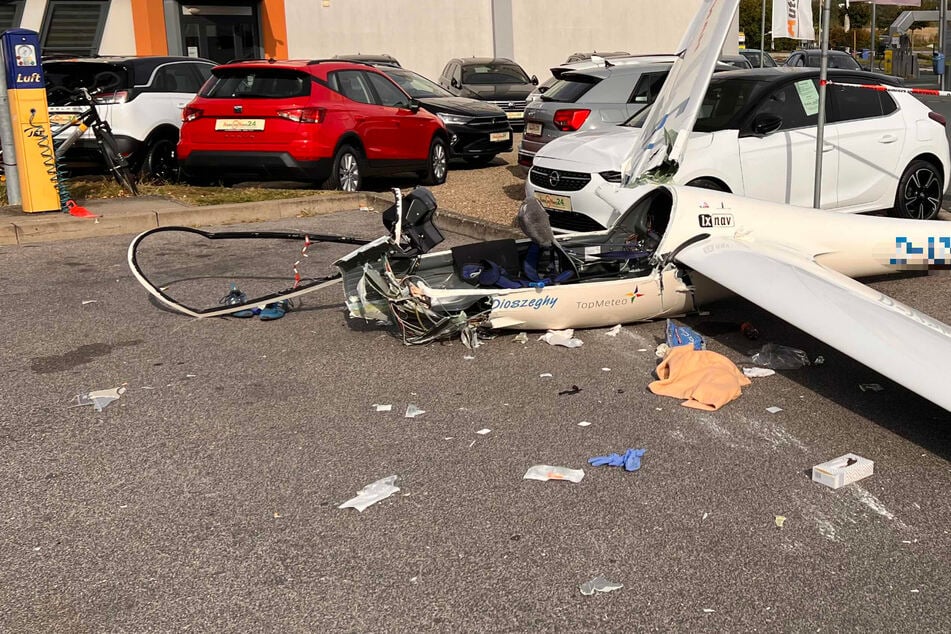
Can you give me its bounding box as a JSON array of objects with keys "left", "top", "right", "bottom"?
[{"left": 517, "top": 55, "right": 675, "bottom": 167}]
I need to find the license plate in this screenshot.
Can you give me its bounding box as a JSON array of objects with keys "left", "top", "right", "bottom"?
[
  {"left": 535, "top": 192, "right": 572, "bottom": 212},
  {"left": 525, "top": 122, "right": 542, "bottom": 136},
  {"left": 506, "top": 111, "right": 524, "bottom": 120},
  {"left": 50, "top": 113, "right": 77, "bottom": 126},
  {"left": 215, "top": 118, "right": 265, "bottom": 131},
  {"left": 489, "top": 131, "right": 510, "bottom": 142}
]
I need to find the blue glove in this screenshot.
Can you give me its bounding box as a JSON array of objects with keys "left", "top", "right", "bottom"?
[
  {"left": 588, "top": 452, "right": 624, "bottom": 467},
  {"left": 623, "top": 448, "right": 646, "bottom": 472}
]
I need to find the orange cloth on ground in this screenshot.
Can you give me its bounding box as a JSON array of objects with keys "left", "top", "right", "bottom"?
[{"left": 648, "top": 345, "right": 751, "bottom": 411}]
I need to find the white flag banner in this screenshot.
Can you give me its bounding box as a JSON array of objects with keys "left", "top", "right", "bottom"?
[{"left": 772, "top": 0, "right": 815, "bottom": 41}]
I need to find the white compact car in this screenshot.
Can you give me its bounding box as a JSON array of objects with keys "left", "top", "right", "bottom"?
[{"left": 526, "top": 68, "right": 951, "bottom": 231}]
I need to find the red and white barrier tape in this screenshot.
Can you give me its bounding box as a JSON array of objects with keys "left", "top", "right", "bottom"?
[
  {"left": 821, "top": 79, "right": 951, "bottom": 98},
  {"left": 293, "top": 235, "right": 311, "bottom": 288}
]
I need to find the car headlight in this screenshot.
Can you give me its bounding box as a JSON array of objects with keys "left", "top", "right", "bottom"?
[
  {"left": 599, "top": 171, "right": 622, "bottom": 183},
  {"left": 437, "top": 113, "right": 473, "bottom": 126}
]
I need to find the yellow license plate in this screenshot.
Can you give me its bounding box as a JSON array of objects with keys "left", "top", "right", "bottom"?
[
  {"left": 489, "top": 131, "right": 510, "bottom": 142},
  {"left": 506, "top": 111, "right": 524, "bottom": 120},
  {"left": 215, "top": 118, "right": 265, "bottom": 131},
  {"left": 535, "top": 193, "right": 572, "bottom": 212},
  {"left": 525, "top": 122, "right": 542, "bottom": 136}
]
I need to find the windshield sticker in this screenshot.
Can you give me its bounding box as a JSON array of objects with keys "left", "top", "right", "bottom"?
[
  {"left": 699, "top": 213, "right": 734, "bottom": 228},
  {"left": 795, "top": 80, "right": 820, "bottom": 116}
]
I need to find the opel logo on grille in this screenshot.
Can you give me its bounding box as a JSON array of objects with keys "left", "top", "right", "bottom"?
[{"left": 549, "top": 171, "right": 561, "bottom": 187}]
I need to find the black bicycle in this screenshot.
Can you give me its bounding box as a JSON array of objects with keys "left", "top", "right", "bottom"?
[{"left": 47, "top": 85, "right": 138, "bottom": 196}]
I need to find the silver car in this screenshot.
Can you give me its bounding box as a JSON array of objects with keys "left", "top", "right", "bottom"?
[{"left": 517, "top": 55, "right": 675, "bottom": 168}]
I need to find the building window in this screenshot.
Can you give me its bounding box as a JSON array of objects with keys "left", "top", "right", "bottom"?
[
  {"left": 0, "top": 1, "right": 24, "bottom": 30},
  {"left": 41, "top": 0, "right": 110, "bottom": 57}
]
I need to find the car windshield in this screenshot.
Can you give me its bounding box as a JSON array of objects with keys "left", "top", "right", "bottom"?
[
  {"left": 384, "top": 69, "right": 452, "bottom": 98},
  {"left": 623, "top": 78, "right": 761, "bottom": 132},
  {"left": 44, "top": 62, "right": 130, "bottom": 105},
  {"left": 822, "top": 54, "right": 861, "bottom": 70},
  {"left": 202, "top": 68, "right": 311, "bottom": 99},
  {"left": 541, "top": 75, "right": 599, "bottom": 102},
  {"left": 462, "top": 63, "right": 530, "bottom": 84}
]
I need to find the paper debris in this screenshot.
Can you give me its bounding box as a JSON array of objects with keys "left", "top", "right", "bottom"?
[
  {"left": 373, "top": 404, "right": 392, "bottom": 412},
  {"left": 70, "top": 386, "right": 126, "bottom": 412},
  {"left": 523, "top": 465, "right": 585, "bottom": 483},
  {"left": 577, "top": 421, "right": 592, "bottom": 427},
  {"left": 539, "top": 329, "right": 583, "bottom": 348},
  {"left": 859, "top": 383, "right": 884, "bottom": 392},
  {"left": 405, "top": 404, "right": 426, "bottom": 418},
  {"left": 743, "top": 367, "right": 776, "bottom": 378},
  {"left": 464, "top": 355, "right": 475, "bottom": 360},
  {"left": 775, "top": 515, "right": 786, "bottom": 528},
  {"left": 702, "top": 608, "right": 716, "bottom": 613},
  {"left": 580, "top": 576, "right": 623, "bottom": 596},
  {"left": 539, "top": 373, "right": 553, "bottom": 378},
  {"left": 601, "top": 367, "right": 611, "bottom": 372},
  {"left": 637, "top": 348, "right": 647, "bottom": 352},
  {"left": 766, "top": 406, "right": 783, "bottom": 414},
  {"left": 476, "top": 428, "right": 491, "bottom": 435},
  {"left": 81, "top": 300, "right": 97, "bottom": 305},
  {"left": 338, "top": 475, "right": 400, "bottom": 512},
  {"left": 514, "top": 332, "right": 528, "bottom": 344},
  {"left": 605, "top": 324, "right": 623, "bottom": 337}
]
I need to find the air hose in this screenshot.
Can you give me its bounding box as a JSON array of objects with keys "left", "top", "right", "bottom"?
[{"left": 28, "top": 107, "right": 70, "bottom": 212}]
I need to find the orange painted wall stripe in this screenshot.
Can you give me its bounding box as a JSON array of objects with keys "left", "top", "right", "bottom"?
[
  {"left": 261, "top": 0, "right": 288, "bottom": 59},
  {"left": 131, "top": 0, "right": 168, "bottom": 56}
]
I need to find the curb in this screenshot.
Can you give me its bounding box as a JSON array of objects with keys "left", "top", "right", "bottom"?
[{"left": 1, "top": 191, "right": 518, "bottom": 247}]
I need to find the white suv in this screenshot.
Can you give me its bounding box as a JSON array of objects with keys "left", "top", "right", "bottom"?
[
  {"left": 44, "top": 56, "right": 215, "bottom": 181},
  {"left": 527, "top": 68, "right": 950, "bottom": 231}
]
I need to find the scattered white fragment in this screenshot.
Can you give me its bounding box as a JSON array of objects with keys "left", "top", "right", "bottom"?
[
  {"left": 775, "top": 515, "right": 786, "bottom": 528},
  {"left": 373, "top": 404, "right": 393, "bottom": 412},
  {"left": 443, "top": 437, "right": 453, "bottom": 441},
  {"left": 476, "top": 428, "right": 491, "bottom": 435},
  {"left": 579, "top": 575, "right": 623, "bottom": 596},
  {"left": 410, "top": 576, "right": 418, "bottom": 584},
  {"left": 524, "top": 465, "right": 585, "bottom": 483},
  {"left": 911, "top": 589, "right": 920, "bottom": 593},
  {"left": 702, "top": 512, "right": 709, "bottom": 521},
  {"left": 702, "top": 608, "right": 716, "bottom": 613},
  {"left": 859, "top": 383, "right": 884, "bottom": 392},
  {"left": 405, "top": 404, "right": 425, "bottom": 418},
  {"left": 655, "top": 407, "right": 662, "bottom": 411},
  {"left": 605, "top": 324, "right": 623, "bottom": 337},
  {"left": 637, "top": 348, "right": 647, "bottom": 352},
  {"left": 539, "top": 329, "right": 583, "bottom": 348},
  {"left": 577, "top": 421, "right": 592, "bottom": 427},
  {"left": 338, "top": 475, "right": 400, "bottom": 512},
  {"left": 766, "top": 406, "right": 783, "bottom": 414},
  {"left": 463, "top": 355, "right": 475, "bottom": 360},
  {"left": 601, "top": 368, "right": 611, "bottom": 372},
  {"left": 539, "top": 373, "right": 553, "bottom": 378},
  {"left": 81, "top": 300, "right": 97, "bottom": 305},
  {"left": 468, "top": 440, "right": 477, "bottom": 448},
  {"left": 743, "top": 367, "right": 776, "bottom": 378},
  {"left": 185, "top": 374, "right": 197, "bottom": 378},
  {"left": 655, "top": 343, "right": 670, "bottom": 359},
  {"left": 70, "top": 386, "right": 126, "bottom": 412},
  {"left": 514, "top": 332, "right": 529, "bottom": 344}
]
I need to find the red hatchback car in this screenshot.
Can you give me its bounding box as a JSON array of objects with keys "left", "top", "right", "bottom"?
[{"left": 178, "top": 59, "right": 450, "bottom": 190}]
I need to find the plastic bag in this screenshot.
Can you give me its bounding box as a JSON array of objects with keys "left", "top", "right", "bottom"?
[
  {"left": 666, "top": 319, "right": 704, "bottom": 350},
  {"left": 749, "top": 343, "right": 810, "bottom": 370}
]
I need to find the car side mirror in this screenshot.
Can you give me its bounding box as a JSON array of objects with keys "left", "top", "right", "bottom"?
[
  {"left": 749, "top": 112, "right": 783, "bottom": 136},
  {"left": 531, "top": 75, "right": 538, "bottom": 85},
  {"left": 408, "top": 98, "right": 420, "bottom": 113},
  {"left": 450, "top": 77, "right": 459, "bottom": 89}
]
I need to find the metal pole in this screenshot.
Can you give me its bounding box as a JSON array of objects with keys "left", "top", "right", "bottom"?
[
  {"left": 870, "top": 1, "right": 877, "bottom": 71},
  {"left": 940, "top": 0, "right": 947, "bottom": 90},
  {"left": 760, "top": 0, "right": 766, "bottom": 67},
  {"left": 814, "top": 0, "right": 832, "bottom": 209},
  {"left": 0, "top": 42, "right": 21, "bottom": 205}
]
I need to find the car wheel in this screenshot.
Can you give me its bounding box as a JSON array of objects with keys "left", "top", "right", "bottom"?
[
  {"left": 419, "top": 137, "right": 448, "bottom": 185},
  {"left": 327, "top": 144, "right": 363, "bottom": 192},
  {"left": 892, "top": 159, "right": 943, "bottom": 220},
  {"left": 463, "top": 154, "right": 496, "bottom": 167},
  {"left": 685, "top": 178, "right": 729, "bottom": 192},
  {"left": 139, "top": 135, "right": 179, "bottom": 182}
]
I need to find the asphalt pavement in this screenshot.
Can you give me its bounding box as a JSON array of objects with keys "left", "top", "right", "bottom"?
[{"left": 2, "top": 208, "right": 951, "bottom": 631}]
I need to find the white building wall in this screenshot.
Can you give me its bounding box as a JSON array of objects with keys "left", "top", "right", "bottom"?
[
  {"left": 284, "top": 0, "right": 715, "bottom": 83},
  {"left": 98, "top": 0, "right": 136, "bottom": 55}
]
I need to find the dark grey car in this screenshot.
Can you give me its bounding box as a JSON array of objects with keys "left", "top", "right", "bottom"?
[
  {"left": 438, "top": 57, "right": 537, "bottom": 130},
  {"left": 517, "top": 55, "right": 675, "bottom": 167}
]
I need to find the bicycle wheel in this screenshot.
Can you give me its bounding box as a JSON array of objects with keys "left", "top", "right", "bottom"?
[{"left": 96, "top": 125, "right": 139, "bottom": 196}]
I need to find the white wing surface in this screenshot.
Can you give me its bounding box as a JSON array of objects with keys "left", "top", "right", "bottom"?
[
  {"left": 620, "top": 0, "right": 740, "bottom": 185},
  {"left": 676, "top": 236, "right": 951, "bottom": 411}
]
